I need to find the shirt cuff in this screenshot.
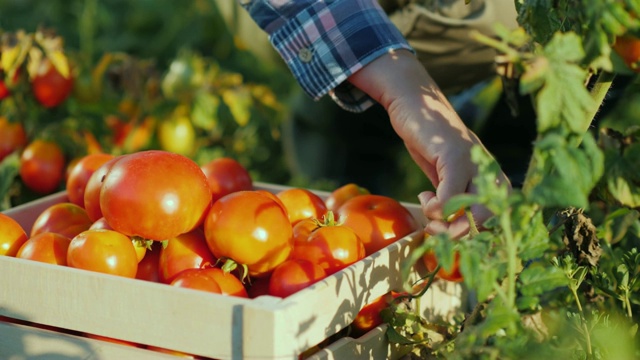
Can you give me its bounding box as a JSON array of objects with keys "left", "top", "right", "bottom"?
[{"left": 269, "top": 0, "right": 413, "bottom": 112}]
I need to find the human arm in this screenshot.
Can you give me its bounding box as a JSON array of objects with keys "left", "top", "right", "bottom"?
[
  {"left": 347, "top": 49, "right": 511, "bottom": 237},
  {"left": 238, "top": 0, "right": 510, "bottom": 237}
]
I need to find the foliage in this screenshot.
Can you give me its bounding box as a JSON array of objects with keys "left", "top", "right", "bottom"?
[
  {"left": 387, "top": 1, "right": 640, "bottom": 359},
  {"left": 0, "top": 0, "right": 297, "bottom": 209}
]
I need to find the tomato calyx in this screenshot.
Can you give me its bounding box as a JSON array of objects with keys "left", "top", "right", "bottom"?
[
  {"left": 132, "top": 237, "right": 155, "bottom": 250},
  {"left": 313, "top": 210, "right": 342, "bottom": 228},
  {"left": 219, "top": 257, "right": 250, "bottom": 283}
]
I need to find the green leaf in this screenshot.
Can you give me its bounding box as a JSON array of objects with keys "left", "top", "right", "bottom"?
[
  {"left": 0, "top": 153, "right": 20, "bottom": 211},
  {"left": 192, "top": 92, "right": 220, "bottom": 131},
  {"left": 531, "top": 32, "right": 595, "bottom": 134},
  {"left": 597, "top": 208, "right": 640, "bottom": 245},
  {"left": 605, "top": 143, "right": 640, "bottom": 207},
  {"left": 519, "top": 263, "right": 568, "bottom": 297},
  {"left": 222, "top": 87, "right": 252, "bottom": 127},
  {"left": 516, "top": 207, "right": 550, "bottom": 261},
  {"left": 528, "top": 132, "right": 604, "bottom": 208}
]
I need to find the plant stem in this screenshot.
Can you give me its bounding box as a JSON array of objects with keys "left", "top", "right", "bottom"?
[{"left": 500, "top": 210, "right": 517, "bottom": 307}]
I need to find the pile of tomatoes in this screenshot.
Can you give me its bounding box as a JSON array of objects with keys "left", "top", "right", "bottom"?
[{"left": 0, "top": 149, "right": 425, "bottom": 345}]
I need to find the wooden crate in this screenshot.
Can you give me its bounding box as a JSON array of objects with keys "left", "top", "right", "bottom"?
[{"left": 0, "top": 182, "right": 464, "bottom": 359}]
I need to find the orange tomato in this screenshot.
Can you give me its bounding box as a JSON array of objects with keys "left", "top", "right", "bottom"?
[
  {"left": 276, "top": 188, "right": 328, "bottom": 225},
  {"left": 19, "top": 139, "right": 65, "bottom": 194},
  {"left": 338, "top": 194, "right": 420, "bottom": 255},
  {"left": 65, "top": 153, "right": 115, "bottom": 207},
  {"left": 158, "top": 228, "right": 216, "bottom": 284},
  {"left": 325, "top": 183, "right": 370, "bottom": 213},
  {"left": 351, "top": 291, "right": 402, "bottom": 337},
  {"left": 268, "top": 259, "right": 327, "bottom": 298},
  {"left": 170, "top": 268, "right": 222, "bottom": 294},
  {"left": 16, "top": 232, "right": 71, "bottom": 265},
  {"left": 200, "top": 157, "right": 253, "bottom": 203},
  {"left": 0, "top": 213, "right": 28, "bottom": 257},
  {"left": 204, "top": 190, "right": 293, "bottom": 278},
  {"left": 613, "top": 35, "right": 640, "bottom": 73},
  {"left": 30, "top": 202, "right": 93, "bottom": 240},
  {"left": 0, "top": 117, "right": 27, "bottom": 162},
  {"left": 67, "top": 229, "right": 138, "bottom": 278},
  {"left": 291, "top": 214, "right": 365, "bottom": 276},
  {"left": 200, "top": 267, "right": 249, "bottom": 298}
]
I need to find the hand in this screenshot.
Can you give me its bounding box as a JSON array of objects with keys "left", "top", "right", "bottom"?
[{"left": 348, "top": 49, "right": 511, "bottom": 238}]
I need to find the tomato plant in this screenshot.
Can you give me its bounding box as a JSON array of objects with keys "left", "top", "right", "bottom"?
[
  {"left": 158, "top": 228, "right": 216, "bottom": 284},
  {"left": 0, "top": 117, "right": 27, "bottom": 162},
  {"left": 268, "top": 258, "right": 327, "bottom": 298},
  {"left": 99, "top": 150, "right": 212, "bottom": 241},
  {"left": 67, "top": 229, "right": 138, "bottom": 278},
  {"left": 324, "top": 183, "right": 370, "bottom": 213},
  {"left": 65, "top": 153, "right": 115, "bottom": 207},
  {"left": 200, "top": 157, "right": 253, "bottom": 204},
  {"left": 337, "top": 194, "right": 420, "bottom": 255},
  {"left": 203, "top": 190, "right": 293, "bottom": 278},
  {"left": 276, "top": 187, "right": 328, "bottom": 225},
  {"left": 30, "top": 202, "right": 93, "bottom": 239},
  {"left": 16, "top": 232, "right": 71, "bottom": 265},
  {"left": 0, "top": 213, "right": 28, "bottom": 257},
  {"left": 31, "top": 57, "right": 74, "bottom": 108},
  {"left": 19, "top": 139, "right": 66, "bottom": 194},
  {"left": 290, "top": 212, "right": 366, "bottom": 276}
]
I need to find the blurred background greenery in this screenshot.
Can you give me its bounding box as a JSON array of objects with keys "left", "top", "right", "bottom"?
[{"left": 0, "top": 0, "right": 434, "bottom": 210}]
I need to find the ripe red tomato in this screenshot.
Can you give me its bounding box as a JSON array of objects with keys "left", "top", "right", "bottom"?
[
  {"left": 291, "top": 218, "right": 366, "bottom": 276},
  {"left": 65, "top": 153, "right": 115, "bottom": 207},
  {"left": 338, "top": 194, "right": 420, "bottom": 255},
  {"left": 422, "top": 234, "right": 463, "bottom": 283},
  {"left": 268, "top": 259, "right": 327, "bottom": 298},
  {"left": 200, "top": 267, "right": 249, "bottom": 298},
  {"left": 67, "top": 229, "right": 138, "bottom": 278},
  {"left": 613, "top": 35, "right": 640, "bottom": 73},
  {"left": 0, "top": 80, "right": 9, "bottom": 100},
  {"left": 30, "top": 202, "right": 93, "bottom": 239},
  {"left": 135, "top": 241, "right": 162, "bottom": 282},
  {"left": 31, "top": 58, "right": 74, "bottom": 108},
  {"left": 0, "top": 117, "right": 27, "bottom": 162},
  {"left": 19, "top": 139, "right": 65, "bottom": 194},
  {"left": 170, "top": 268, "right": 222, "bottom": 294},
  {"left": 351, "top": 291, "right": 402, "bottom": 337},
  {"left": 83, "top": 156, "right": 121, "bottom": 222},
  {"left": 0, "top": 213, "right": 28, "bottom": 257},
  {"left": 16, "top": 232, "right": 71, "bottom": 265},
  {"left": 204, "top": 190, "right": 293, "bottom": 278},
  {"left": 158, "top": 228, "right": 217, "bottom": 284},
  {"left": 99, "top": 150, "right": 212, "bottom": 241},
  {"left": 200, "top": 157, "right": 253, "bottom": 203},
  {"left": 276, "top": 188, "right": 328, "bottom": 225},
  {"left": 325, "top": 183, "right": 370, "bottom": 213}
]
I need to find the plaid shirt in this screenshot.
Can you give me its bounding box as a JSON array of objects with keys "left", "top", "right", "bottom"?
[{"left": 239, "top": 0, "right": 413, "bottom": 112}]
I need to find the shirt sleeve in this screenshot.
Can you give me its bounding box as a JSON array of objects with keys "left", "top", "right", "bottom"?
[{"left": 239, "top": 0, "right": 414, "bottom": 112}]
